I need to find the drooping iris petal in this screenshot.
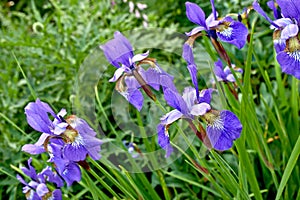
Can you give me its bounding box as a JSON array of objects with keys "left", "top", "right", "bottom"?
[
  {"left": 185, "top": 2, "right": 207, "bottom": 28},
  {"left": 277, "top": 51, "right": 300, "bottom": 79},
  {"left": 52, "top": 189, "right": 63, "bottom": 200},
  {"left": 182, "top": 43, "right": 195, "bottom": 64},
  {"left": 187, "top": 64, "right": 199, "bottom": 100},
  {"left": 59, "top": 162, "right": 81, "bottom": 187},
  {"left": 127, "top": 88, "right": 144, "bottom": 111},
  {"left": 206, "top": 110, "right": 242, "bottom": 150},
  {"left": 157, "top": 124, "right": 173, "bottom": 157},
  {"left": 163, "top": 88, "right": 189, "bottom": 115},
  {"left": 216, "top": 19, "right": 248, "bottom": 49},
  {"left": 160, "top": 109, "right": 183, "bottom": 125},
  {"left": 63, "top": 144, "right": 87, "bottom": 161},
  {"left": 276, "top": 0, "right": 300, "bottom": 22}
]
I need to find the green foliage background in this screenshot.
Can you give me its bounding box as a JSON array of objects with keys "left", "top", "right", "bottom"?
[{"left": 0, "top": 0, "right": 299, "bottom": 199}]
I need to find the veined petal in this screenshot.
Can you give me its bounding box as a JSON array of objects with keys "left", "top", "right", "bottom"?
[
  {"left": 63, "top": 144, "right": 87, "bottom": 161},
  {"left": 281, "top": 24, "right": 299, "bottom": 40},
  {"left": 185, "top": 2, "right": 207, "bottom": 28},
  {"left": 109, "top": 67, "right": 125, "bottom": 82},
  {"left": 157, "top": 124, "right": 173, "bottom": 157},
  {"left": 160, "top": 109, "right": 183, "bottom": 125},
  {"left": 59, "top": 162, "right": 81, "bottom": 187},
  {"left": 276, "top": 0, "right": 300, "bottom": 22},
  {"left": 126, "top": 88, "right": 144, "bottom": 111},
  {"left": 132, "top": 51, "right": 149, "bottom": 63},
  {"left": 163, "top": 88, "right": 189, "bottom": 115},
  {"left": 216, "top": 20, "right": 248, "bottom": 49},
  {"left": 100, "top": 31, "right": 134, "bottom": 68},
  {"left": 190, "top": 103, "right": 211, "bottom": 116},
  {"left": 277, "top": 51, "right": 300, "bottom": 79},
  {"left": 206, "top": 110, "right": 242, "bottom": 151},
  {"left": 198, "top": 88, "right": 214, "bottom": 104}
]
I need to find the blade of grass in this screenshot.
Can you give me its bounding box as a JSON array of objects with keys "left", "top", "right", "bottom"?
[
  {"left": 13, "top": 52, "right": 37, "bottom": 100},
  {"left": 275, "top": 135, "right": 300, "bottom": 200}
]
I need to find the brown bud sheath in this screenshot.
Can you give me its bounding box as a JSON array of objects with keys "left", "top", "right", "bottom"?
[{"left": 132, "top": 69, "right": 157, "bottom": 101}]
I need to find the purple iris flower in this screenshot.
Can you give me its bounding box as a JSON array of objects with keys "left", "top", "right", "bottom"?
[
  {"left": 48, "top": 141, "right": 82, "bottom": 186},
  {"left": 100, "top": 31, "right": 175, "bottom": 111},
  {"left": 17, "top": 158, "right": 63, "bottom": 200},
  {"left": 185, "top": 1, "right": 248, "bottom": 49},
  {"left": 22, "top": 99, "right": 102, "bottom": 162},
  {"left": 214, "top": 59, "right": 243, "bottom": 82},
  {"left": 158, "top": 87, "right": 242, "bottom": 157},
  {"left": 253, "top": 0, "right": 300, "bottom": 79}
]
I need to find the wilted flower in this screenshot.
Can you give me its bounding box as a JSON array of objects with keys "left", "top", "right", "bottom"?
[
  {"left": 17, "top": 158, "right": 63, "bottom": 200},
  {"left": 100, "top": 31, "right": 176, "bottom": 110},
  {"left": 253, "top": 0, "right": 300, "bottom": 79},
  {"left": 158, "top": 87, "right": 242, "bottom": 157}
]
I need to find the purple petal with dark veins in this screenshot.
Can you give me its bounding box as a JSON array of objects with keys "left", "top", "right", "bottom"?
[
  {"left": 277, "top": 51, "right": 300, "bottom": 79},
  {"left": 100, "top": 31, "right": 134, "bottom": 68},
  {"left": 217, "top": 20, "right": 248, "bottom": 49},
  {"left": 163, "top": 88, "right": 189, "bottom": 115},
  {"left": 63, "top": 144, "right": 87, "bottom": 161},
  {"left": 207, "top": 110, "right": 242, "bottom": 150},
  {"left": 276, "top": 0, "right": 300, "bottom": 22},
  {"left": 127, "top": 88, "right": 144, "bottom": 111}
]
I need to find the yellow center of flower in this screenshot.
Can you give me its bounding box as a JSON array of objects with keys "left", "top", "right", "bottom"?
[
  {"left": 203, "top": 110, "right": 224, "bottom": 130},
  {"left": 286, "top": 35, "right": 300, "bottom": 52}
]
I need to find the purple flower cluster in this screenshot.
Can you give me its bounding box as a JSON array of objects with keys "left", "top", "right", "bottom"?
[
  {"left": 100, "top": 31, "right": 176, "bottom": 111},
  {"left": 253, "top": 0, "right": 300, "bottom": 79},
  {"left": 18, "top": 99, "right": 102, "bottom": 198},
  {"left": 101, "top": 28, "right": 243, "bottom": 157},
  {"left": 17, "top": 158, "right": 63, "bottom": 200},
  {"left": 158, "top": 87, "right": 242, "bottom": 157}
]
